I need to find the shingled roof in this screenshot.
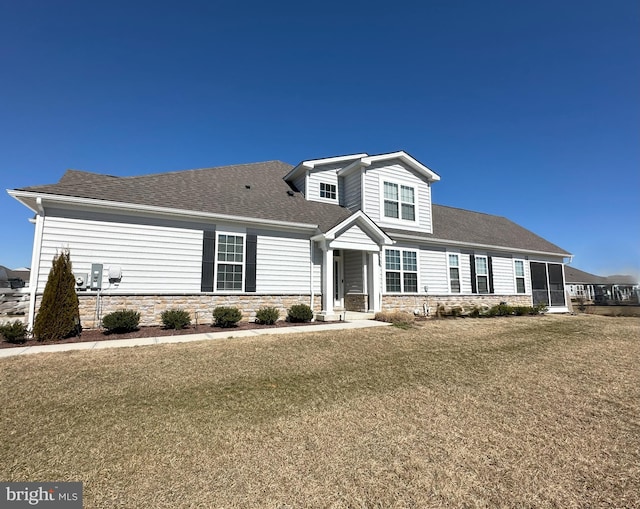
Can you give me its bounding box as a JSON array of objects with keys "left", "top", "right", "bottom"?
[
  {"left": 385, "top": 205, "right": 570, "bottom": 255},
  {"left": 16, "top": 160, "right": 570, "bottom": 255},
  {"left": 17, "top": 161, "right": 353, "bottom": 232}
]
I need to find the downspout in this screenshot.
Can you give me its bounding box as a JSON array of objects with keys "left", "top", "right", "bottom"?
[
  {"left": 27, "top": 197, "right": 45, "bottom": 330},
  {"left": 309, "top": 239, "right": 314, "bottom": 313}
]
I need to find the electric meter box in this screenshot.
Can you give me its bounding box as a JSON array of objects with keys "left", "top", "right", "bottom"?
[{"left": 90, "top": 263, "right": 103, "bottom": 290}]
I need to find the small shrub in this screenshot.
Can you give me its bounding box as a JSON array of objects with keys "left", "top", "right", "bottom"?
[
  {"left": 287, "top": 304, "right": 314, "bottom": 323},
  {"left": 513, "top": 306, "right": 531, "bottom": 316},
  {"left": 486, "top": 304, "right": 514, "bottom": 317},
  {"left": 102, "top": 309, "right": 140, "bottom": 333},
  {"left": 532, "top": 303, "right": 548, "bottom": 315},
  {"left": 0, "top": 320, "right": 29, "bottom": 344},
  {"left": 255, "top": 306, "right": 279, "bottom": 325},
  {"left": 213, "top": 306, "right": 242, "bottom": 328},
  {"left": 161, "top": 309, "right": 191, "bottom": 330}
]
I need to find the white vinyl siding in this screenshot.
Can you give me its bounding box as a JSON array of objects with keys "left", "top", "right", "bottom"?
[
  {"left": 37, "top": 216, "right": 203, "bottom": 292},
  {"left": 329, "top": 224, "right": 378, "bottom": 251},
  {"left": 306, "top": 163, "right": 342, "bottom": 204},
  {"left": 491, "top": 255, "right": 518, "bottom": 294},
  {"left": 344, "top": 250, "right": 364, "bottom": 293},
  {"left": 362, "top": 161, "right": 433, "bottom": 233},
  {"left": 292, "top": 173, "right": 306, "bottom": 196},
  {"left": 255, "top": 234, "right": 312, "bottom": 293},
  {"left": 420, "top": 248, "right": 449, "bottom": 294},
  {"left": 342, "top": 172, "right": 362, "bottom": 211}
]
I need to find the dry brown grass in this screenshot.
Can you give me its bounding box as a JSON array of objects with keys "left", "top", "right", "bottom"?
[{"left": 1, "top": 314, "right": 639, "bottom": 508}]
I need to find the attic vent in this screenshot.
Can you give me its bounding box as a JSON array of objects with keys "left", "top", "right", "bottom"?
[
  {"left": 287, "top": 190, "right": 295, "bottom": 196},
  {"left": 245, "top": 184, "right": 251, "bottom": 189}
]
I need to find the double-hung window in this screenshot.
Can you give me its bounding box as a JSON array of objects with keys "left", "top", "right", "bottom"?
[
  {"left": 216, "top": 234, "right": 244, "bottom": 291},
  {"left": 383, "top": 182, "right": 415, "bottom": 221},
  {"left": 514, "top": 260, "right": 526, "bottom": 293},
  {"left": 448, "top": 254, "right": 461, "bottom": 293},
  {"left": 385, "top": 249, "right": 418, "bottom": 292},
  {"left": 475, "top": 255, "right": 489, "bottom": 294},
  {"left": 320, "top": 182, "right": 336, "bottom": 200}
]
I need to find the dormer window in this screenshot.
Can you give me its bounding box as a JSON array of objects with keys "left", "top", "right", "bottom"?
[
  {"left": 383, "top": 181, "right": 415, "bottom": 221},
  {"left": 320, "top": 182, "right": 336, "bottom": 200}
]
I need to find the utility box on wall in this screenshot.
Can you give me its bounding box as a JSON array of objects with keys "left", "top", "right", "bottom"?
[{"left": 90, "top": 263, "right": 103, "bottom": 290}]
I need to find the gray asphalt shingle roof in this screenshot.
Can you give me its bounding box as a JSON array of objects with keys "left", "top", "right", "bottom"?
[
  {"left": 20, "top": 161, "right": 353, "bottom": 232},
  {"left": 18, "top": 161, "right": 570, "bottom": 255},
  {"left": 385, "top": 205, "right": 570, "bottom": 255}
]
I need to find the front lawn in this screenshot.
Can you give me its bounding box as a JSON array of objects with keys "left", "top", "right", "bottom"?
[{"left": 1, "top": 314, "right": 638, "bottom": 508}]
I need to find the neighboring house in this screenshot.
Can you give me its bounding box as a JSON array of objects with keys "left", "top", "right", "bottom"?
[
  {"left": 565, "top": 266, "right": 639, "bottom": 304},
  {"left": 8, "top": 151, "right": 572, "bottom": 328}
]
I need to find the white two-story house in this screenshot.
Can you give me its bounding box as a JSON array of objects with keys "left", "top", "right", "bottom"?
[{"left": 9, "top": 151, "right": 571, "bottom": 328}]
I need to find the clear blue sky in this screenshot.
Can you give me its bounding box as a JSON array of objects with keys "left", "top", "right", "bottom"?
[{"left": 1, "top": 0, "right": 638, "bottom": 278}]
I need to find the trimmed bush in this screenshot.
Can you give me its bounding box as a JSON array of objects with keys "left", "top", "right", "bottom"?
[
  {"left": 0, "top": 320, "right": 29, "bottom": 344},
  {"left": 161, "top": 309, "right": 191, "bottom": 330},
  {"left": 213, "top": 306, "right": 242, "bottom": 328},
  {"left": 32, "top": 250, "right": 81, "bottom": 341},
  {"left": 486, "top": 304, "right": 514, "bottom": 317},
  {"left": 102, "top": 309, "right": 140, "bottom": 333},
  {"left": 513, "top": 306, "right": 531, "bottom": 316},
  {"left": 287, "top": 304, "right": 313, "bottom": 323},
  {"left": 255, "top": 306, "right": 279, "bottom": 325},
  {"left": 532, "top": 303, "right": 548, "bottom": 315}
]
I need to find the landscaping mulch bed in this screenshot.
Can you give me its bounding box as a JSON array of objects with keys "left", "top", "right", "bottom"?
[{"left": 0, "top": 320, "right": 322, "bottom": 349}]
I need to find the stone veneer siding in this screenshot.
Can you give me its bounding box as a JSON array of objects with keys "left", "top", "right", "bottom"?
[
  {"left": 382, "top": 294, "right": 533, "bottom": 317},
  {"left": 34, "top": 294, "right": 322, "bottom": 329}
]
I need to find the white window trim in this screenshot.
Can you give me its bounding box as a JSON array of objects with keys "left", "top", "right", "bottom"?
[
  {"left": 379, "top": 177, "right": 419, "bottom": 225},
  {"left": 383, "top": 247, "right": 420, "bottom": 293},
  {"left": 514, "top": 259, "right": 526, "bottom": 294},
  {"left": 447, "top": 252, "right": 461, "bottom": 294},
  {"left": 475, "top": 254, "right": 489, "bottom": 294},
  {"left": 319, "top": 181, "right": 337, "bottom": 201},
  {"left": 214, "top": 231, "right": 246, "bottom": 292}
]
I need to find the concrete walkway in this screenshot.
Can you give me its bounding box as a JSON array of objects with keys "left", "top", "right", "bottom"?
[{"left": 0, "top": 320, "right": 391, "bottom": 358}]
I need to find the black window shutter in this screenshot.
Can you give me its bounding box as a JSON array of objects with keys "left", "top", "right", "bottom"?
[
  {"left": 488, "top": 256, "right": 495, "bottom": 294},
  {"left": 245, "top": 233, "right": 257, "bottom": 292},
  {"left": 470, "top": 254, "right": 477, "bottom": 294},
  {"left": 201, "top": 229, "right": 216, "bottom": 292}
]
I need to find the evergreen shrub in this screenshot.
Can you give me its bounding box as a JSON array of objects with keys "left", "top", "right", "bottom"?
[
  {"left": 213, "top": 306, "right": 242, "bottom": 328},
  {"left": 255, "top": 306, "right": 279, "bottom": 325},
  {"left": 287, "top": 304, "right": 313, "bottom": 323},
  {"left": 32, "top": 250, "right": 81, "bottom": 341},
  {"left": 161, "top": 309, "right": 191, "bottom": 330},
  {"left": 0, "top": 320, "right": 28, "bottom": 344},
  {"left": 102, "top": 309, "right": 140, "bottom": 333}
]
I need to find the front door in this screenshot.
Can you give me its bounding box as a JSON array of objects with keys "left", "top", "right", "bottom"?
[{"left": 334, "top": 254, "right": 344, "bottom": 309}]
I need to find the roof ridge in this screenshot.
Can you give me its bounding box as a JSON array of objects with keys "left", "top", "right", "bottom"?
[{"left": 119, "top": 160, "right": 293, "bottom": 179}]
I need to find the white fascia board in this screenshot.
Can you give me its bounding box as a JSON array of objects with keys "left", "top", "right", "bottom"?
[
  {"left": 8, "top": 190, "right": 320, "bottom": 233},
  {"left": 337, "top": 158, "right": 371, "bottom": 177},
  {"left": 301, "top": 153, "right": 368, "bottom": 168},
  {"left": 362, "top": 151, "right": 441, "bottom": 182},
  {"left": 390, "top": 231, "right": 571, "bottom": 259}
]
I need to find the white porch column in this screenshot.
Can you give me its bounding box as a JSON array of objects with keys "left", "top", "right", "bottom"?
[
  {"left": 321, "top": 245, "right": 334, "bottom": 314},
  {"left": 370, "top": 250, "right": 381, "bottom": 312}
]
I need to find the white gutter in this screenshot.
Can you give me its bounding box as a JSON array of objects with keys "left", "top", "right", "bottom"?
[
  {"left": 27, "top": 198, "right": 45, "bottom": 330},
  {"left": 8, "top": 190, "right": 319, "bottom": 233}
]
